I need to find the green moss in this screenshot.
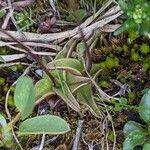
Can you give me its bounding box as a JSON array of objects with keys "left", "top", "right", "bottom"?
[
  {"left": 107, "top": 130, "right": 114, "bottom": 141},
  {"left": 100, "top": 56, "right": 119, "bottom": 70},
  {"left": 4, "top": 84, "right": 9, "bottom": 92},
  {"left": 0, "top": 47, "right": 9, "bottom": 55},
  {"left": 105, "top": 56, "right": 119, "bottom": 69},
  {"left": 128, "top": 92, "right": 136, "bottom": 102},
  {"left": 0, "top": 96, "right": 5, "bottom": 102},
  {"left": 10, "top": 86, "right": 15, "bottom": 93},
  {"left": 8, "top": 95, "right": 14, "bottom": 107},
  {"left": 133, "top": 43, "right": 139, "bottom": 49},
  {"left": 100, "top": 62, "right": 106, "bottom": 69},
  {"left": 123, "top": 44, "right": 129, "bottom": 52},
  {"left": 17, "top": 64, "right": 24, "bottom": 71},
  {"left": 0, "top": 9, "right": 6, "bottom": 18},
  {"left": 140, "top": 43, "right": 150, "bottom": 54},
  {"left": 0, "top": 77, "right": 5, "bottom": 85},
  {"left": 128, "top": 30, "right": 138, "bottom": 41},
  {"left": 99, "top": 80, "right": 110, "bottom": 88},
  {"left": 131, "top": 50, "right": 140, "bottom": 61},
  {"left": 116, "top": 46, "right": 123, "bottom": 53},
  {"left": 143, "top": 56, "right": 150, "bottom": 70}
]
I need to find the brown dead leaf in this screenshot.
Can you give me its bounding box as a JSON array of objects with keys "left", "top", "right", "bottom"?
[
  {"left": 38, "top": 16, "right": 56, "bottom": 33},
  {"left": 46, "top": 95, "right": 64, "bottom": 110}
]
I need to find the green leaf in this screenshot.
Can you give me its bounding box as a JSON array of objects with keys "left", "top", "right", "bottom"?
[
  {"left": 75, "top": 9, "right": 87, "bottom": 21},
  {"left": 90, "top": 63, "right": 101, "bottom": 75},
  {"left": 1, "top": 124, "right": 13, "bottom": 148},
  {"left": 14, "top": 76, "right": 35, "bottom": 120},
  {"left": 143, "top": 143, "right": 150, "bottom": 150},
  {"left": 47, "top": 58, "right": 83, "bottom": 72},
  {"left": 55, "top": 39, "right": 76, "bottom": 59},
  {"left": 141, "top": 22, "right": 150, "bottom": 36},
  {"left": 118, "top": 0, "right": 128, "bottom": 10},
  {"left": 77, "top": 84, "right": 101, "bottom": 118},
  {"left": 114, "top": 19, "right": 135, "bottom": 35},
  {"left": 53, "top": 81, "right": 81, "bottom": 112},
  {"left": 123, "top": 121, "right": 144, "bottom": 138},
  {"left": 0, "top": 130, "right": 13, "bottom": 148},
  {"left": 123, "top": 130, "right": 146, "bottom": 150},
  {"left": 18, "top": 115, "right": 70, "bottom": 135},
  {"left": 0, "top": 9, "right": 6, "bottom": 18},
  {"left": 0, "top": 114, "right": 7, "bottom": 127},
  {"left": 35, "top": 78, "right": 53, "bottom": 99},
  {"left": 139, "top": 90, "right": 150, "bottom": 124},
  {"left": 66, "top": 73, "right": 90, "bottom": 92},
  {"left": 76, "top": 42, "right": 86, "bottom": 58},
  {"left": 66, "top": 9, "right": 87, "bottom": 21}
]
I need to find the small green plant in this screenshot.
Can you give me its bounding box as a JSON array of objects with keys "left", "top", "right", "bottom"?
[
  {"left": 100, "top": 56, "right": 119, "bottom": 69},
  {"left": 143, "top": 56, "right": 150, "bottom": 70},
  {"left": 130, "top": 49, "right": 140, "bottom": 61},
  {"left": 140, "top": 43, "right": 150, "bottom": 54},
  {"left": 114, "top": 0, "right": 150, "bottom": 37},
  {"left": 0, "top": 77, "right": 5, "bottom": 86},
  {"left": 66, "top": 9, "right": 87, "bottom": 21},
  {"left": 0, "top": 9, "right": 6, "bottom": 18},
  {"left": 0, "top": 76, "right": 70, "bottom": 148},
  {"left": 123, "top": 89, "right": 150, "bottom": 150},
  {"left": 99, "top": 80, "right": 110, "bottom": 88},
  {"left": 14, "top": 9, "right": 34, "bottom": 31}
]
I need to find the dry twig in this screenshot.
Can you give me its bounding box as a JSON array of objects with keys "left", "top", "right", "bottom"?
[{"left": 72, "top": 120, "right": 84, "bottom": 150}]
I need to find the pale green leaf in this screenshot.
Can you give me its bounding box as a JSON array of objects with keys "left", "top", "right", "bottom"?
[
  {"left": 66, "top": 73, "right": 90, "bottom": 92},
  {"left": 77, "top": 84, "right": 101, "bottom": 118},
  {"left": 14, "top": 76, "right": 35, "bottom": 120},
  {"left": 123, "top": 121, "right": 144, "bottom": 138},
  {"left": 1, "top": 125, "right": 13, "bottom": 148},
  {"left": 143, "top": 143, "right": 150, "bottom": 150},
  {"left": 18, "top": 115, "right": 70, "bottom": 135},
  {"left": 123, "top": 130, "right": 146, "bottom": 150},
  {"left": 0, "top": 114, "right": 7, "bottom": 127},
  {"left": 0, "top": 131, "right": 13, "bottom": 148},
  {"left": 35, "top": 78, "right": 53, "bottom": 99},
  {"left": 55, "top": 39, "right": 75, "bottom": 59},
  {"left": 114, "top": 19, "right": 135, "bottom": 35},
  {"left": 47, "top": 58, "right": 83, "bottom": 72},
  {"left": 139, "top": 90, "right": 150, "bottom": 124},
  {"left": 53, "top": 81, "right": 81, "bottom": 112}
]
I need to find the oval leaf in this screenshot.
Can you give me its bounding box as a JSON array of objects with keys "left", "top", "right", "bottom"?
[
  {"left": 77, "top": 84, "right": 102, "bottom": 118},
  {"left": 123, "top": 121, "right": 144, "bottom": 138},
  {"left": 143, "top": 143, "right": 150, "bottom": 150},
  {"left": 114, "top": 19, "right": 135, "bottom": 35},
  {"left": 0, "top": 114, "right": 7, "bottom": 127},
  {"left": 139, "top": 90, "right": 150, "bottom": 124},
  {"left": 123, "top": 130, "right": 146, "bottom": 150},
  {"left": 66, "top": 73, "right": 90, "bottom": 92},
  {"left": 47, "top": 58, "right": 83, "bottom": 72},
  {"left": 18, "top": 115, "right": 70, "bottom": 135},
  {"left": 53, "top": 82, "right": 81, "bottom": 112},
  {"left": 35, "top": 78, "right": 53, "bottom": 99},
  {"left": 55, "top": 39, "right": 75, "bottom": 59},
  {"left": 14, "top": 76, "right": 35, "bottom": 120}
]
